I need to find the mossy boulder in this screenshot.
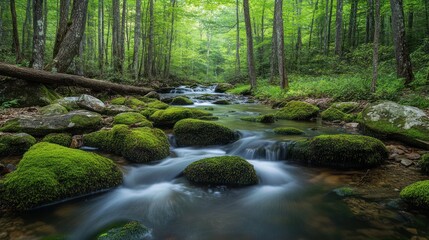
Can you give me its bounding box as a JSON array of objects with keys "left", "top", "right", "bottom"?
[
  {"left": 240, "top": 114, "right": 275, "bottom": 123},
  {"left": 110, "top": 97, "right": 127, "bottom": 105},
  {"left": 146, "top": 100, "right": 169, "bottom": 110},
  {"left": 183, "top": 156, "right": 258, "bottom": 186},
  {"left": 170, "top": 96, "right": 194, "bottom": 105},
  {"left": 213, "top": 99, "right": 231, "bottom": 105},
  {"left": 97, "top": 221, "right": 150, "bottom": 240},
  {"left": 420, "top": 154, "right": 429, "bottom": 175},
  {"left": 0, "top": 110, "right": 102, "bottom": 136},
  {"left": 40, "top": 104, "right": 68, "bottom": 115},
  {"left": 103, "top": 105, "right": 135, "bottom": 115},
  {"left": 77, "top": 94, "right": 106, "bottom": 113},
  {"left": 110, "top": 97, "right": 146, "bottom": 109},
  {"left": 173, "top": 119, "right": 239, "bottom": 147},
  {"left": 321, "top": 107, "right": 353, "bottom": 122},
  {"left": 149, "top": 107, "right": 212, "bottom": 127},
  {"left": 113, "top": 112, "right": 153, "bottom": 127},
  {"left": 55, "top": 97, "right": 80, "bottom": 110},
  {"left": 275, "top": 101, "right": 319, "bottom": 120},
  {"left": 140, "top": 108, "right": 158, "bottom": 118},
  {"left": 84, "top": 125, "right": 170, "bottom": 163},
  {"left": 331, "top": 102, "right": 359, "bottom": 113},
  {"left": 0, "top": 79, "right": 60, "bottom": 107},
  {"left": 0, "top": 133, "right": 36, "bottom": 157},
  {"left": 214, "top": 83, "right": 234, "bottom": 93},
  {"left": 288, "top": 134, "right": 387, "bottom": 169},
  {"left": 41, "top": 133, "right": 73, "bottom": 147},
  {"left": 361, "top": 101, "right": 429, "bottom": 149},
  {"left": 400, "top": 180, "right": 429, "bottom": 209},
  {"left": 0, "top": 142, "right": 122, "bottom": 210},
  {"left": 273, "top": 127, "right": 304, "bottom": 135}
]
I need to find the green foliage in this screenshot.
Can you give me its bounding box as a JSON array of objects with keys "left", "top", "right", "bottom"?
[
  {"left": 0, "top": 142, "right": 122, "bottom": 210},
  {"left": 42, "top": 133, "right": 73, "bottom": 147},
  {"left": 400, "top": 180, "right": 429, "bottom": 209},
  {"left": 273, "top": 127, "right": 304, "bottom": 135},
  {"left": 97, "top": 221, "right": 150, "bottom": 240},
  {"left": 275, "top": 101, "right": 319, "bottom": 120},
  {"left": 183, "top": 156, "right": 258, "bottom": 186},
  {"left": 173, "top": 119, "right": 239, "bottom": 147},
  {"left": 420, "top": 154, "right": 429, "bottom": 175},
  {"left": 0, "top": 99, "right": 19, "bottom": 109},
  {"left": 0, "top": 133, "right": 36, "bottom": 157}
]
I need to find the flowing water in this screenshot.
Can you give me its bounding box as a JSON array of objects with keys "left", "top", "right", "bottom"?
[{"left": 1, "top": 85, "right": 428, "bottom": 240}]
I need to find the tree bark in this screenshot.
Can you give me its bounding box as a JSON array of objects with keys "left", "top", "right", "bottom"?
[
  {"left": 372, "top": 0, "right": 380, "bottom": 93},
  {"left": 53, "top": 0, "right": 70, "bottom": 59},
  {"left": 326, "top": 0, "right": 334, "bottom": 54},
  {"left": 269, "top": 2, "right": 278, "bottom": 83},
  {"left": 243, "top": 0, "right": 256, "bottom": 90},
  {"left": 275, "top": 0, "right": 288, "bottom": 89},
  {"left": 32, "top": 0, "right": 45, "bottom": 70},
  {"left": 147, "top": 0, "right": 155, "bottom": 79},
  {"left": 0, "top": 63, "right": 153, "bottom": 95},
  {"left": 323, "top": 0, "right": 330, "bottom": 55},
  {"left": 164, "top": 0, "right": 176, "bottom": 78},
  {"left": 366, "top": 0, "right": 374, "bottom": 43},
  {"left": 308, "top": 0, "right": 319, "bottom": 49},
  {"left": 120, "top": 0, "right": 126, "bottom": 73},
  {"left": 390, "top": 0, "right": 414, "bottom": 84},
  {"left": 10, "top": 0, "right": 21, "bottom": 63},
  {"left": 133, "top": 0, "right": 142, "bottom": 80},
  {"left": 112, "top": 0, "right": 121, "bottom": 73},
  {"left": 98, "top": 0, "right": 105, "bottom": 73},
  {"left": 348, "top": 0, "right": 358, "bottom": 48},
  {"left": 334, "top": 0, "right": 343, "bottom": 56},
  {"left": 236, "top": 0, "right": 241, "bottom": 74},
  {"left": 21, "top": 0, "right": 32, "bottom": 58}
]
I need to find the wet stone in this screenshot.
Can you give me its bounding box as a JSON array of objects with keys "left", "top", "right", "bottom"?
[
  {"left": 400, "top": 159, "right": 414, "bottom": 167},
  {"left": 405, "top": 153, "right": 421, "bottom": 160}
]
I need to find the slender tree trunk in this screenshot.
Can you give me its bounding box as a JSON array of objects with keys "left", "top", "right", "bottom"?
[
  {"left": 348, "top": 0, "right": 358, "bottom": 48},
  {"left": 10, "top": 0, "right": 21, "bottom": 63},
  {"left": 133, "top": 0, "right": 142, "bottom": 79},
  {"left": 53, "top": 0, "right": 70, "bottom": 59},
  {"left": 164, "top": 0, "right": 176, "bottom": 78},
  {"left": 269, "top": 4, "right": 278, "bottom": 83},
  {"left": 390, "top": 0, "right": 414, "bottom": 84},
  {"left": 236, "top": 0, "right": 241, "bottom": 74},
  {"left": 425, "top": 0, "right": 429, "bottom": 35},
  {"left": 275, "top": 0, "right": 288, "bottom": 89},
  {"left": 0, "top": 2, "right": 3, "bottom": 45},
  {"left": 326, "top": 0, "right": 334, "bottom": 54},
  {"left": 21, "top": 0, "right": 32, "bottom": 58},
  {"left": 42, "top": 0, "right": 48, "bottom": 49},
  {"left": 120, "top": 0, "right": 126, "bottom": 73},
  {"left": 334, "top": 0, "right": 343, "bottom": 56},
  {"left": 243, "top": 0, "right": 256, "bottom": 89},
  {"left": 372, "top": 0, "right": 380, "bottom": 93},
  {"left": 32, "top": 0, "right": 44, "bottom": 69},
  {"left": 295, "top": 0, "right": 302, "bottom": 66},
  {"left": 98, "top": 0, "right": 104, "bottom": 73},
  {"left": 308, "top": 0, "right": 319, "bottom": 49},
  {"left": 366, "top": 0, "right": 374, "bottom": 43},
  {"left": 112, "top": 0, "right": 121, "bottom": 73},
  {"left": 407, "top": 10, "right": 413, "bottom": 43},
  {"left": 147, "top": 0, "right": 154, "bottom": 79},
  {"left": 50, "top": 0, "right": 89, "bottom": 73},
  {"left": 323, "top": 0, "right": 330, "bottom": 55}
]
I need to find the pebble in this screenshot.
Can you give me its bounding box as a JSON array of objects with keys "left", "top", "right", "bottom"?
[
  {"left": 405, "top": 153, "right": 421, "bottom": 160},
  {"left": 400, "top": 159, "right": 414, "bottom": 167}
]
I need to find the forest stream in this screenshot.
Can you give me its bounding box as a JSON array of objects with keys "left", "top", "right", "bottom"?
[{"left": 0, "top": 86, "right": 429, "bottom": 240}]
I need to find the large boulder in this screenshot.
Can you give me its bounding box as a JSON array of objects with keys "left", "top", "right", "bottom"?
[
  {"left": 84, "top": 125, "right": 170, "bottom": 163},
  {"left": 400, "top": 180, "right": 429, "bottom": 209},
  {"left": 149, "top": 107, "right": 212, "bottom": 127},
  {"left": 0, "top": 133, "right": 36, "bottom": 157},
  {"left": 240, "top": 114, "right": 275, "bottom": 123},
  {"left": 77, "top": 94, "right": 106, "bottom": 113},
  {"left": 173, "top": 119, "right": 239, "bottom": 147},
  {"left": 97, "top": 221, "right": 151, "bottom": 240},
  {"left": 0, "top": 110, "right": 102, "bottom": 136},
  {"left": 321, "top": 107, "right": 353, "bottom": 122},
  {"left": 275, "top": 101, "right": 319, "bottom": 120},
  {"left": 0, "top": 142, "right": 122, "bottom": 210},
  {"left": 113, "top": 112, "right": 153, "bottom": 127},
  {"left": 170, "top": 96, "right": 194, "bottom": 105},
  {"left": 214, "top": 83, "right": 234, "bottom": 93},
  {"left": 41, "top": 133, "right": 73, "bottom": 147},
  {"left": 361, "top": 101, "right": 429, "bottom": 149},
  {"left": 39, "top": 103, "right": 69, "bottom": 115},
  {"left": 273, "top": 127, "right": 304, "bottom": 135},
  {"left": 0, "top": 79, "right": 60, "bottom": 107},
  {"left": 103, "top": 105, "right": 135, "bottom": 115},
  {"left": 288, "top": 134, "right": 388, "bottom": 169},
  {"left": 183, "top": 156, "right": 258, "bottom": 186},
  {"left": 55, "top": 97, "right": 80, "bottom": 110}
]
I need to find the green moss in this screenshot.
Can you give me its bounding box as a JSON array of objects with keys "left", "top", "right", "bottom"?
[
  {"left": 110, "top": 97, "right": 126, "bottom": 105},
  {"left": 113, "top": 112, "right": 152, "bottom": 127},
  {"left": 215, "top": 83, "right": 234, "bottom": 93},
  {"left": 39, "top": 85, "right": 61, "bottom": 104},
  {"left": 70, "top": 114, "right": 102, "bottom": 128},
  {"left": 173, "top": 119, "right": 239, "bottom": 146},
  {"left": 183, "top": 156, "right": 258, "bottom": 186},
  {"left": 321, "top": 107, "right": 353, "bottom": 122},
  {"left": 42, "top": 133, "right": 72, "bottom": 147},
  {"left": 275, "top": 101, "right": 319, "bottom": 120},
  {"left": 97, "top": 221, "right": 150, "bottom": 240},
  {"left": 126, "top": 97, "right": 146, "bottom": 109},
  {"left": 213, "top": 100, "right": 230, "bottom": 105},
  {"left": 420, "top": 154, "right": 429, "bottom": 175},
  {"left": 0, "top": 142, "right": 122, "bottom": 210},
  {"left": 240, "top": 114, "right": 275, "bottom": 123},
  {"left": 273, "top": 127, "right": 304, "bottom": 135},
  {"left": 197, "top": 116, "right": 219, "bottom": 121},
  {"left": 0, "top": 133, "right": 36, "bottom": 157},
  {"left": 40, "top": 104, "right": 68, "bottom": 115},
  {"left": 149, "top": 107, "right": 212, "bottom": 127},
  {"left": 331, "top": 102, "right": 359, "bottom": 113},
  {"left": 84, "top": 126, "right": 170, "bottom": 163},
  {"left": 400, "top": 180, "right": 429, "bottom": 209},
  {"left": 170, "top": 96, "right": 194, "bottom": 105},
  {"left": 146, "top": 100, "right": 169, "bottom": 110},
  {"left": 140, "top": 108, "right": 159, "bottom": 118},
  {"left": 0, "top": 119, "right": 20, "bottom": 132},
  {"left": 333, "top": 187, "right": 355, "bottom": 197},
  {"left": 227, "top": 85, "right": 252, "bottom": 95},
  {"left": 288, "top": 134, "right": 387, "bottom": 169}
]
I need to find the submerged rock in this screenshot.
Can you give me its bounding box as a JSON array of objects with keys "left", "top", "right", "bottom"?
[
  {"left": 97, "top": 221, "right": 151, "bottom": 240},
  {"left": 361, "top": 101, "right": 429, "bottom": 149},
  {"left": 0, "top": 133, "right": 36, "bottom": 157},
  {"left": 183, "top": 156, "right": 258, "bottom": 186},
  {"left": 400, "top": 180, "right": 429, "bottom": 209},
  {"left": 0, "top": 142, "right": 123, "bottom": 210},
  {"left": 77, "top": 94, "right": 106, "bottom": 113},
  {"left": 39, "top": 104, "right": 68, "bottom": 115},
  {"left": 0, "top": 110, "right": 103, "bottom": 136},
  {"left": 273, "top": 127, "right": 304, "bottom": 135},
  {"left": 173, "top": 119, "right": 239, "bottom": 147},
  {"left": 213, "top": 99, "right": 231, "bottom": 105},
  {"left": 240, "top": 114, "right": 275, "bottom": 123},
  {"left": 275, "top": 101, "right": 319, "bottom": 120},
  {"left": 41, "top": 133, "right": 73, "bottom": 147},
  {"left": 288, "top": 134, "right": 387, "bottom": 169},
  {"left": 149, "top": 107, "right": 212, "bottom": 127}
]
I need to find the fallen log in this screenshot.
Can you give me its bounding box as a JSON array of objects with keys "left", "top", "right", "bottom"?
[{"left": 0, "top": 62, "right": 153, "bottom": 95}]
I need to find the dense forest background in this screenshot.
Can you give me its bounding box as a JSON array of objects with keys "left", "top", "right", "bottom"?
[{"left": 0, "top": 0, "right": 428, "bottom": 105}]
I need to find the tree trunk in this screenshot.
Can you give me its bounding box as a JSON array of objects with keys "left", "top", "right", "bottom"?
[
  {"left": 366, "top": 0, "right": 374, "bottom": 43},
  {"left": 0, "top": 2, "right": 3, "bottom": 45},
  {"left": 53, "top": 0, "right": 70, "bottom": 59},
  {"left": 243, "top": 0, "right": 256, "bottom": 90},
  {"left": 372, "top": 0, "right": 380, "bottom": 93},
  {"left": 269, "top": 2, "right": 278, "bottom": 83},
  {"left": 120, "top": 0, "right": 126, "bottom": 73},
  {"left": 112, "top": 0, "right": 121, "bottom": 73},
  {"left": 98, "top": 0, "right": 104, "bottom": 73},
  {"left": 334, "top": 0, "right": 343, "bottom": 56},
  {"left": 32, "top": 0, "right": 45, "bottom": 70},
  {"left": 308, "top": 0, "right": 319, "bottom": 49},
  {"left": 0, "top": 63, "right": 153, "bottom": 95},
  {"left": 390, "top": 0, "right": 414, "bottom": 84},
  {"left": 21, "top": 0, "right": 32, "bottom": 58},
  {"left": 236, "top": 0, "right": 241, "bottom": 74},
  {"left": 348, "top": 0, "right": 358, "bottom": 48},
  {"left": 275, "top": 0, "right": 288, "bottom": 89},
  {"left": 147, "top": 0, "right": 154, "bottom": 79},
  {"left": 164, "top": 0, "right": 176, "bottom": 78},
  {"left": 10, "top": 0, "right": 21, "bottom": 63},
  {"left": 425, "top": 0, "right": 429, "bottom": 35},
  {"left": 326, "top": 0, "right": 334, "bottom": 54},
  {"left": 133, "top": 0, "right": 142, "bottom": 80},
  {"left": 295, "top": 0, "right": 302, "bottom": 66},
  {"left": 323, "top": 0, "right": 330, "bottom": 55}
]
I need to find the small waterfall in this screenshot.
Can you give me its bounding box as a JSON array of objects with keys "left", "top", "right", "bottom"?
[{"left": 169, "top": 86, "right": 194, "bottom": 94}]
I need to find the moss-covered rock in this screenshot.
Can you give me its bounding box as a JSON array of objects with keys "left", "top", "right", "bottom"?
[
  {"left": 214, "top": 83, "right": 234, "bottom": 93},
  {"left": 103, "top": 105, "right": 135, "bottom": 115},
  {"left": 146, "top": 100, "right": 169, "bottom": 110},
  {"left": 140, "top": 108, "right": 158, "bottom": 118},
  {"left": 275, "top": 101, "right": 319, "bottom": 120},
  {"left": 84, "top": 126, "right": 170, "bottom": 163},
  {"left": 0, "top": 110, "right": 102, "bottom": 136},
  {"left": 321, "top": 107, "right": 353, "bottom": 122},
  {"left": 173, "top": 119, "right": 239, "bottom": 146},
  {"left": 183, "top": 156, "right": 258, "bottom": 186},
  {"left": 400, "top": 180, "right": 429, "bottom": 209},
  {"left": 97, "top": 221, "right": 150, "bottom": 240},
  {"left": 0, "top": 142, "right": 122, "bottom": 210},
  {"left": 361, "top": 101, "right": 429, "bottom": 149},
  {"left": 240, "top": 114, "right": 275, "bottom": 123},
  {"left": 288, "top": 134, "right": 387, "bottom": 169},
  {"left": 77, "top": 94, "right": 106, "bottom": 113},
  {"left": 42, "top": 133, "right": 72, "bottom": 147},
  {"left": 149, "top": 107, "right": 212, "bottom": 127},
  {"left": 113, "top": 112, "right": 153, "bottom": 127},
  {"left": 40, "top": 104, "right": 68, "bottom": 115},
  {"left": 273, "top": 127, "right": 304, "bottom": 135},
  {"left": 170, "top": 96, "right": 194, "bottom": 105},
  {"left": 331, "top": 102, "right": 359, "bottom": 113},
  {"left": 0, "top": 79, "right": 60, "bottom": 107},
  {"left": 55, "top": 97, "right": 80, "bottom": 110},
  {"left": 197, "top": 116, "right": 219, "bottom": 121},
  {"left": 213, "top": 99, "right": 231, "bottom": 105},
  {"left": 110, "top": 97, "right": 127, "bottom": 105},
  {"left": 0, "top": 133, "right": 36, "bottom": 157},
  {"left": 420, "top": 154, "right": 429, "bottom": 175}
]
